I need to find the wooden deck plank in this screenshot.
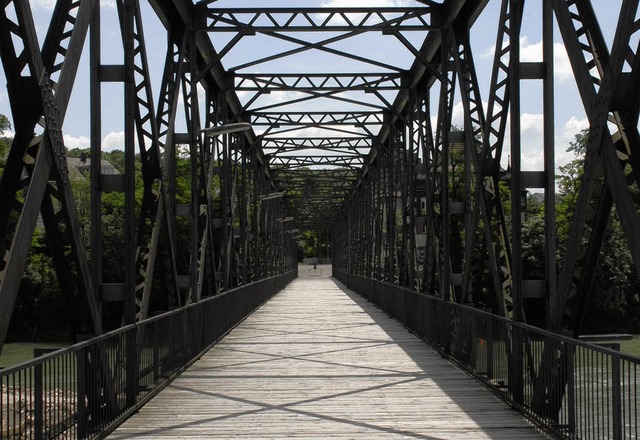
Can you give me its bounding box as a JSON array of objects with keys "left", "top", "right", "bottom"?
[{"left": 110, "top": 269, "right": 546, "bottom": 439}]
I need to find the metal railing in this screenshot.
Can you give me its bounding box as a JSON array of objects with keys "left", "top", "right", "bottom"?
[
  {"left": 335, "top": 271, "right": 639, "bottom": 440},
  {"left": 0, "top": 270, "right": 296, "bottom": 439}
]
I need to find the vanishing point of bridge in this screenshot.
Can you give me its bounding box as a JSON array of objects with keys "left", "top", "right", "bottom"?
[{"left": 1, "top": 0, "right": 639, "bottom": 438}]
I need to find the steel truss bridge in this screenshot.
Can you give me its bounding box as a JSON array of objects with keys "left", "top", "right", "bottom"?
[{"left": 0, "top": 0, "right": 639, "bottom": 438}]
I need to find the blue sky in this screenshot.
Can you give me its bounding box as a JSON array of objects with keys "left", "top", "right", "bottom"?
[{"left": 0, "top": 0, "right": 623, "bottom": 173}]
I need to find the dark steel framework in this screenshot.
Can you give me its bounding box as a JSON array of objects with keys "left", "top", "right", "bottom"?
[{"left": 0, "top": 0, "right": 639, "bottom": 426}]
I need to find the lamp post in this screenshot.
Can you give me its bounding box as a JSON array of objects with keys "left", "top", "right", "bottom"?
[
  {"left": 201, "top": 122, "right": 252, "bottom": 138},
  {"left": 259, "top": 192, "right": 285, "bottom": 201}
]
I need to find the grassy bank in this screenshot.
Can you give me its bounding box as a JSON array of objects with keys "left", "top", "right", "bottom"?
[
  {"left": 0, "top": 342, "right": 69, "bottom": 369},
  {"left": 602, "top": 335, "right": 640, "bottom": 358}
]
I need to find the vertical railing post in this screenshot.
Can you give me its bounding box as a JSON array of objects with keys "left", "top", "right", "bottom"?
[
  {"left": 509, "top": 324, "right": 524, "bottom": 405},
  {"left": 77, "top": 347, "right": 87, "bottom": 438},
  {"left": 34, "top": 364, "right": 43, "bottom": 440},
  {"left": 442, "top": 301, "right": 451, "bottom": 355},
  {"left": 565, "top": 343, "right": 576, "bottom": 437},
  {"left": 486, "top": 319, "right": 494, "bottom": 379},
  {"left": 152, "top": 323, "right": 159, "bottom": 382},
  {"left": 612, "top": 353, "right": 622, "bottom": 440},
  {"left": 126, "top": 327, "right": 138, "bottom": 408}
]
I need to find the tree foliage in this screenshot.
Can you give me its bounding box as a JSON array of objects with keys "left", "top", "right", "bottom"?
[
  {"left": 0, "top": 113, "right": 10, "bottom": 135},
  {"left": 0, "top": 114, "right": 11, "bottom": 172},
  {"left": 554, "top": 129, "right": 639, "bottom": 333}
]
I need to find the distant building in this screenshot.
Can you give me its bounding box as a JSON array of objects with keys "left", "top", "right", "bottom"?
[{"left": 67, "top": 156, "right": 118, "bottom": 176}]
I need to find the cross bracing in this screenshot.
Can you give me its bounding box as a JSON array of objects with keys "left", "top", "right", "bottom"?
[
  {"left": 200, "top": 7, "right": 440, "bottom": 32},
  {"left": 0, "top": 1, "right": 638, "bottom": 415},
  {"left": 235, "top": 74, "right": 406, "bottom": 92}
]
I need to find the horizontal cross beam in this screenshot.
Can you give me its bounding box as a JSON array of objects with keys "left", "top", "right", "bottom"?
[
  {"left": 261, "top": 137, "right": 374, "bottom": 149},
  {"left": 201, "top": 8, "right": 440, "bottom": 32},
  {"left": 234, "top": 73, "right": 405, "bottom": 91},
  {"left": 252, "top": 112, "right": 385, "bottom": 126}
]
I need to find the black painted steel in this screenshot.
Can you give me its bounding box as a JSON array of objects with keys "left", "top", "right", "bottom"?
[
  {"left": 1, "top": 0, "right": 640, "bottom": 436},
  {"left": 336, "top": 271, "right": 640, "bottom": 440},
  {"left": 0, "top": 270, "right": 296, "bottom": 439}
]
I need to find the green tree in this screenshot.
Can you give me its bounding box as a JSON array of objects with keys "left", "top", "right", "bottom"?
[
  {"left": 556, "top": 129, "right": 588, "bottom": 238},
  {"left": 0, "top": 113, "right": 10, "bottom": 135},
  {"left": 0, "top": 114, "right": 11, "bottom": 172},
  {"left": 556, "top": 129, "right": 640, "bottom": 333}
]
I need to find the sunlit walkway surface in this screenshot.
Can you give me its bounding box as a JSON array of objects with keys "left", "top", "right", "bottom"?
[{"left": 110, "top": 268, "right": 544, "bottom": 439}]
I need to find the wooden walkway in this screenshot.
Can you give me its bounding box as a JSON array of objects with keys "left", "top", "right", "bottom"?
[{"left": 110, "top": 268, "right": 545, "bottom": 439}]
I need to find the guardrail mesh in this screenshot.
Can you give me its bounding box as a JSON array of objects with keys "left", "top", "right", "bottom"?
[
  {"left": 335, "top": 271, "right": 639, "bottom": 440},
  {"left": 0, "top": 270, "right": 296, "bottom": 439}
]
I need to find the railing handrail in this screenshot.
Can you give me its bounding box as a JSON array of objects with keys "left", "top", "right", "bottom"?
[
  {"left": 356, "top": 274, "right": 640, "bottom": 363},
  {"left": 1, "top": 270, "right": 298, "bottom": 440},
  {"left": 0, "top": 272, "right": 294, "bottom": 377},
  {"left": 335, "top": 270, "right": 640, "bottom": 440}
]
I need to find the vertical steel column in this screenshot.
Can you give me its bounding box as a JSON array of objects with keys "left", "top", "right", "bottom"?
[
  {"left": 542, "top": 0, "right": 557, "bottom": 326},
  {"left": 435, "top": 29, "right": 456, "bottom": 300},
  {"left": 406, "top": 102, "right": 419, "bottom": 291},
  {"left": 478, "top": 0, "right": 523, "bottom": 318},
  {"left": 90, "top": 2, "right": 102, "bottom": 326},
  {"left": 122, "top": 0, "right": 137, "bottom": 325},
  {"left": 508, "top": 0, "right": 524, "bottom": 324}
]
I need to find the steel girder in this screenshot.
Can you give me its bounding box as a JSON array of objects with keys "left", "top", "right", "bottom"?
[
  {"left": 0, "top": 0, "right": 102, "bottom": 350},
  {"left": 0, "top": 0, "right": 638, "bottom": 375},
  {"left": 0, "top": 0, "right": 296, "bottom": 350},
  {"left": 199, "top": 7, "right": 441, "bottom": 33},
  {"left": 334, "top": 0, "right": 640, "bottom": 339}
]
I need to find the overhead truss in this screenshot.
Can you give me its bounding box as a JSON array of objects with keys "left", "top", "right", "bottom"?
[{"left": 0, "top": 5, "right": 639, "bottom": 428}]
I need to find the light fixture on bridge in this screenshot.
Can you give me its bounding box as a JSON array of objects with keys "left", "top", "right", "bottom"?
[
  {"left": 201, "top": 122, "right": 252, "bottom": 137},
  {"left": 277, "top": 217, "right": 294, "bottom": 223},
  {"left": 259, "top": 191, "right": 285, "bottom": 201}
]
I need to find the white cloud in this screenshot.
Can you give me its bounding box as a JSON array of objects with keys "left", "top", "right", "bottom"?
[
  {"left": 63, "top": 133, "right": 90, "bottom": 150},
  {"left": 63, "top": 131, "right": 126, "bottom": 152},
  {"left": 521, "top": 112, "right": 544, "bottom": 137},
  {"left": 506, "top": 114, "right": 590, "bottom": 172},
  {"left": 60, "top": 130, "right": 159, "bottom": 152},
  {"left": 101, "top": 131, "right": 153, "bottom": 152},
  {"left": 562, "top": 116, "right": 589, "bottom": 139},
  {"left": 102, "top": 131, "right": 125, "bottom": 151},
  {"left": 556, "top": 116, "right": 589, "bottom": 164},
  {"left": 31, "top": 0, "right": 56, "bottom": 10},
  {"left": 318, "top": 0, "right": 413, "bottom": 27},
  {"left": 100, "top": 0, "right": 117, "bottom": 9}
]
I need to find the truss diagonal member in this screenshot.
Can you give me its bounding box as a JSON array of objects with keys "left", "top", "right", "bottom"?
[
  {"left": 0, "top": 0, "right": 101, "bottom": 351},
  {"left": 551, "top": 0, "right": 640, "bottom": 331},
  {"left": 434, "top": 29, "right": 457, "bottom": 303},
  {"left": 152, "top": 32, "right": 187, "bottom": 310},
  {"left": 244, "top": 86, "right": 386, "bottom": 114},
  {"left": 230, "top": 30, "right": 402, "bottom": 73}
]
